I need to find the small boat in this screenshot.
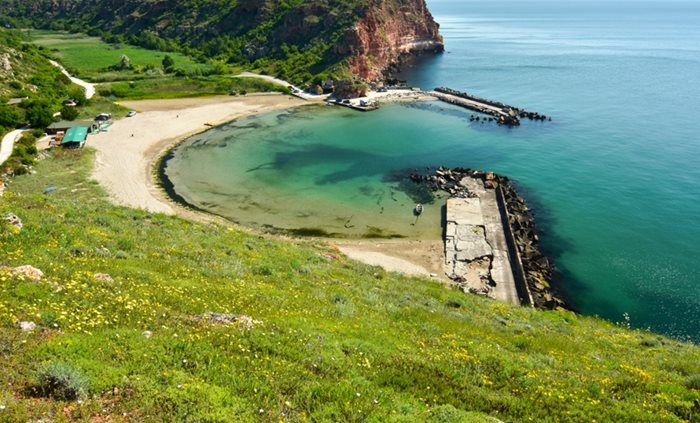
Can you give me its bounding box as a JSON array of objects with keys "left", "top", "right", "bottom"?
[{"left": 413, "top": 204, "right": 423, "bottom": 216}]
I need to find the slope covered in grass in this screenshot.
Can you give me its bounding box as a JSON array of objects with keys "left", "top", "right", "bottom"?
[
  {"left": 0, "top": 29, "right": 73, "bottom": 135},
  {"left": 0, "top": 150, "right": 699, "bottom": 421},
  {"left": 30, "top": 30, "right": 214, "bottom": 81}
]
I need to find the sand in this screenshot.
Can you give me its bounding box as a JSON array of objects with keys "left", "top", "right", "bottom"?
[
  {"left": 90, "top": 93, "right": 307, "bottom": 214},
  {"left": 87, "top": 93, "right": 444, "bottom": 278},
  {"left": 334, "top": 239, "right": 446, "bottom": 280}
]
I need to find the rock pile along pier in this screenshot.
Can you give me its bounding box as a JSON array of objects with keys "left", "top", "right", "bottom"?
[
  {"left": 430, "top": 87, "right": 550, "bottom": 126},
  {"left": 410, "top": 167, "right": 564, "bottom": 309}
]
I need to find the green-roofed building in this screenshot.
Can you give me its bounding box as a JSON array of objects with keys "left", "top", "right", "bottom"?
[
  {"left": 61, "top": 126, "right": 89, "bottom": 148},
  {"left": 46, "top": 119, "right": 94, "bottom": 135}
]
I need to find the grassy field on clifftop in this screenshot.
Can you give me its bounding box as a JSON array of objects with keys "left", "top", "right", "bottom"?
[{"left": 0, "top": 150, "right": 699, "bottom": 422}]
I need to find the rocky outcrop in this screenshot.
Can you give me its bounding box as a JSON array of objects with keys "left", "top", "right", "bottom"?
[
  {"left": 339, "top": 0, "right": 444, "bottom": 81},
  {"left": 191, "top": 312, "right": 262, "bottom": 329},
  {"left": 8, "top": 265, "right": 44, "bottom": 281}
]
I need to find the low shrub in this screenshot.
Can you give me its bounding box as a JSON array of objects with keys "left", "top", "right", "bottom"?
[
  {"left": 687, "top": 374, "right": 700, "bottom": 390},
  {"left": 32, "top": 362, "right": 89, "bottom": 401}
]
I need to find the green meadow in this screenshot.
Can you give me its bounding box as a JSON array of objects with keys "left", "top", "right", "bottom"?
[
  {"left": 26, "top": 30, "right": 285, "bottom": 100},
  {"left": 101, "top": 76, "right": 289, "bottom": 100},
  {"left": 30, "top": 30, "right": 220, "bottom": 81},
  {"left": 0, "top": 150, "right": 698, "bottom": 421}
]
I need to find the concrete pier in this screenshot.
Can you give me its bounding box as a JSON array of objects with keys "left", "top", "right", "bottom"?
[
  {"left": 327, "top": 98, "right": 378, "bottom": 112},
  {"left": 430, "top": 87, "right": 549, "bottom": 126},
  {"left": 444, "top": 177, "right": 521, "bottom": 305}
]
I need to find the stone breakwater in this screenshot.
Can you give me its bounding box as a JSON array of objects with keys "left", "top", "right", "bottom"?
[
  {"left": 410, "top": 167, "right": 564, "bottom": 309},
  {"left": 432, "top": 87, "right": 550, "bottom": 127}
]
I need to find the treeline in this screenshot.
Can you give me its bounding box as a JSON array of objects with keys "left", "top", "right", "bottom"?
[{"left": 0, "top": 0, "right": 370, "bottom": 84}]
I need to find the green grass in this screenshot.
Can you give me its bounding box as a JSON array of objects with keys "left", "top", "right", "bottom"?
[
  {"left": 27, "top": 30, "right": 288, "bottom": 100},
  {"left": 101, "top": 76, "right": 289, "bottom": 100},
  {"left": 76, "top": 97, "right": 129, "bottom": 120},
  {"left": 29, "top": 30, "right": 221, "bottom": 81},
  {"left": 0, "top": 150, "right": 698, "bottom": 421}
]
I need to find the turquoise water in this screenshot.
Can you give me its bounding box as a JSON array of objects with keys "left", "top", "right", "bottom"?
[{"left": 166, "top": 0, "right": 700, "bottom": 340}]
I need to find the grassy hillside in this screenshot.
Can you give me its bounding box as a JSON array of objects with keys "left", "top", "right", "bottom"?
[
  {"left": 0, "top": 29, "right": 77, "bottom": 175},
  {"left": 29, "top": 30, "right": 289, "bottom": 100},
  {"left": 1, "top": 0, "right": 369, "bottom": 83},
  {"left": 0, "top": 30, "right": 69, "bottom": 100},
  {"left": 0, "top": 150, "right": 698, "bottom": 421},
  {"left": 30, "top": 30, "right": 216, "bottom": 82},
  {"left": 0, "top": 30, "right": 73, "bottom": 131}
]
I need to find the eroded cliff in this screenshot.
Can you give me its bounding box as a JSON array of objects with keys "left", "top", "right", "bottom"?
[{"left": 340, "top": 0, "right": 444, "bottom": 81}]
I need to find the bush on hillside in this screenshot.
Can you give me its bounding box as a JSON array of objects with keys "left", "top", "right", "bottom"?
[
  {"left": 0, "top": 105, "right": 23, "bottom": 129},
  {"left": 687, "top": 374, "right": 700, "bottom": 390},
  {"left": 32, "top": 362, "right": 89, "bottom": 401},
  {"left": 60, "top": 104, "right": 79, "bottom": 121},
  {"left": 22, "top": 99, "right": 53, "bottom": 128}
]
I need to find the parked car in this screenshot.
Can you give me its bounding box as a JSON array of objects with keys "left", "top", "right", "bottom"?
[
  {"left": 95, "top": 113, "right": 112, "bottom": 122},
  {"left": 126, "top": 111, "right": 137, "bottom": 117}
]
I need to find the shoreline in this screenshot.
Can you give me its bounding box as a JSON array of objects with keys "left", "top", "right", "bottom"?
[
  {"left": 88, "top": 93, "right": 445, "bottom": 277},
  {"left": 91, "top": 93, "right": 308, "bottom": 216}
]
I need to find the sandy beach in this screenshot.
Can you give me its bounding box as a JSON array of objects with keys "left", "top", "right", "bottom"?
[
  {"left": 90, "top": 93, "right": 307, "bottom": 215},
  {"left": 87, "top": 93, "right": 444, "bottom": 277},
  {"left": 333, "top": 239, "right": 446, "bottom": 280}
]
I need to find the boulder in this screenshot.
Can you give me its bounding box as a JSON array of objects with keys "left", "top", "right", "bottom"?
[
  {"left": 19, "top": 321, "right": 36, "bottom": 332},
  {"left": 4, "top": 213, "right": 22, "bottom": 230},
  {"left": 11, "top": 265, "right": 43, "bottom": 281},
  {"left": 193, "top": 312, "right": 262, "bottom": 329},
  {"left": 93, "top": 273, "right": 113, "bottom": 282}
]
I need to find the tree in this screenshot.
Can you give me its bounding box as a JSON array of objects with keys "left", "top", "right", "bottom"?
[
  {"left": 60, "top": 105, "right": 79, "bottom": 121},
  {"left": 115, "top": 55, "right": 132, "bottom": 70},
  {"left": 23, "top": 100, "right": 54, "bottom": 129},
  {"left": 68, "top": 86, "right": 88, "bottom": 107},
  {"left": 0, "top": 105, "right": 22, "bottom": 129},
  {"left": 162, "top": 55, "right": 175, "bottom": 72}
]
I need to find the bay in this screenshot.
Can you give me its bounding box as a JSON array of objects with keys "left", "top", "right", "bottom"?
[{"left": 165, "top": 0, "right": 700, "bottom": 340}]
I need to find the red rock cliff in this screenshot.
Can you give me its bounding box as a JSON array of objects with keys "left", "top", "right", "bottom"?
[{"left": 337, "top": 0, "right": 444, "bottom": 81}]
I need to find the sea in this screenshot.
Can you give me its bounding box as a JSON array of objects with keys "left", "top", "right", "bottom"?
[{"left": 164, "top": 0, "right": 700, "bottom": 341}]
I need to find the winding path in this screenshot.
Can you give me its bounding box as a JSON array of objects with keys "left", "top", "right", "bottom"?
[
  {"left": 236, "top": 72, "right": 328, "bottom": 101},
  {"left": 49, "top": 59, "right": 96, "bottom": 99},
  {"left": 0, "top": 129, "right": 26, "bottom": 167},
  {"left": 2, "top": 61, "right": 94, "bottom": 167}
]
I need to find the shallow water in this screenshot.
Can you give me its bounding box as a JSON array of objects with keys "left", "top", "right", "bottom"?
[{"left": 166, "top": 0, "right": 700, "bottom": 340}]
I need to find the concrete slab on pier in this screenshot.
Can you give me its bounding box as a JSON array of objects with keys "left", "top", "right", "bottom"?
[
  {"left": 444, "top": 179, "right": 520, "bottom": 305},
  {"left": 430, "top": 91, "right": 509, "bottom": 117}
]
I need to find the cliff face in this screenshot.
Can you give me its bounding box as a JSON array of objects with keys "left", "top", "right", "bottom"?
[
  {"left": 0, "top": 0, "right": 443, "bottom": 82},
  {"left": 339, "top": 0, "right": 444, "bottom": 81}
]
